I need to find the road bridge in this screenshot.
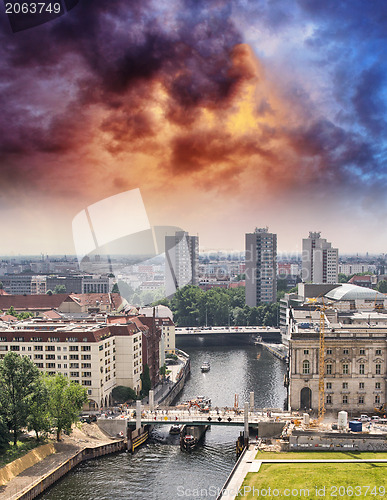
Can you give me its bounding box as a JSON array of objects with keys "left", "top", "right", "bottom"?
[
  {"left": 107, "top": 405, "right": 291, "bottom": 429},
  {"left": 175, "top": 326, "right": 280, "bottom": 335}
]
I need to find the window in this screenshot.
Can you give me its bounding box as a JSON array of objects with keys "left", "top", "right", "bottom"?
[
  {"left": 359, "top": 364, "right": 365, "bottom": 375},
  {"left": 343, "top": 349, "right": 349, "bottom": 355},
  {"left": 303, "top": 349, "right": 309, "bottom": 355},
  {"left": 70, "top": 363, "right": 79, "bottom": 369},
  {"left": 326, "top": 382, "right": 332, "bottom": 389},
  {"left": 81, "top": 363, "right": 91, "bottom": 368},
  {"left": 326, "top": 364, "right": 332, "bottom": 375},
  {"left": 326, "top": 395, "right": 332, "bottom": 404},
  {"left": 69, "top": 346, "right": 78, "bottom": 351},
  {"left": 376, "top": 349, "right": 382, "bottom": 355},
  {"left": 45, "top": 346, "right": 55, "bottom": 351},
  {"left": 326, "top": 348, "right": 332, "bottom": 355},
  {"left": 359, "top": 382, "right": 365, "bottom": 389},
  {"left": 69, "top": 355, "right": 79, "bottom": 360},
  {"left": 342, "top": 364, "right": 349, "bottom": 375},
  {"left": 358, "top": 396, "right": 364, "bottom": 404},
  {"left": 302, "top": 360, "right": 310, "bottom": 375},
  {"left": 70, "top": 372, "right": 79, "bottom": 378},
  {"left": 82, "top": 372, "right": 91, "bottom": 377},
  {"left": 10, "top": 345, "right": 20, "bottom": 351},
  {"left": 34, "top": 354, "right": 43, "bottom": 360},
  {"left": 376, "top": 364, "right": 381, "bottom": 375},
  {"left": 342, "top": 382, "right": 348, "bottom": 389},
  {"left": 46, "top": 354, "right": 55, "bottom": 360},
  {"left": 81, "top": 355, "right": 91, "bottom": 360},
  {"left": 342, "top": 395, "right": 348, "bottom": 404},
  {"left": 46, "top": 363, "right": 55, "bottom": 368},
  {"left": 82, "top": 380, "right": 92, "bottom": 386},
  {"left": 375, "top": 395, "right": 381, "bottom": 404},
  {"left": 360, "top": 349, "right": 365, "bottom": 355},
  {"left": 376, "top": 382, "right": 381, "bottom": 389},
  {"left": 34, "top": 346, "right": 43, "bottom": 351},
  {"left": 81, "top": 346, "right": 91, "bottom": 351}
]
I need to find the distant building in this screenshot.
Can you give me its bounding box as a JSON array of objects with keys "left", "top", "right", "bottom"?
[
  {"left": 301, "top": 232, "right": 338, "bottom": 284},
  {"left": 245, "top": 227, "right": 277, "bottom": 306},
  {"left": 165, "top": 231, "right": 199, "bottom": 296}
]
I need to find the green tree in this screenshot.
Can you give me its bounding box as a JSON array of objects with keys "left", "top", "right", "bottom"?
[
  {"left": 27, "top": 377, "right": 51, "bottom": 441},
  {"left": 0, "top": 414, "right": 10, "bottom": 451},
  {"left": 263, "top": 303, "right": 279, "bottom": 326},
  {"left": 277, "top": 279, "right": 288, "bottom": 292},
  {"left": 377, "top": 280, "right": 387, "bottom": 293},
  {"left": 111, "top": 283, "right": 120, "bottom": 294},
  {"left": 0, "top": 352, "right": 41, "bottom": 445},
  {"left": 46, "top": 375, "right": 88, "bottom": 441},
  {"left": 140, "top": 364, "right": 151, "bottom": 397},
  {"left": 338, "top": 273, "right": 349, "bottom": 283},
  {"left": 54, "top": 285, "right": 67, "bottom": 294},
  {"left": 46, "top": 289, "right": 53, "bottom": 295},
  {"left": 112, "top": 385, "right": 137, "bottom": 403}
]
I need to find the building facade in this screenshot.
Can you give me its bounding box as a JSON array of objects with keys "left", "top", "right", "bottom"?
[
  {"left": 165, "top": 231, "right": 199, "bottom": 296},
  {"left": 245, "top": 227, "right": 277, "bottom": 306},
  {"left": 301, "top": 232, "right": 338, "bottom": 284},
  {"left": 0, "top": 320, "right": 142, "bottom": 409},
  {"left": 287, "top": 284, "right": 387, "bottom": 413}
]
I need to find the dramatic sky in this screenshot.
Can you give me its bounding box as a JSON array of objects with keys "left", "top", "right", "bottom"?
[{"left": 1, "top": 0, "right": 387, "bottom": 255}]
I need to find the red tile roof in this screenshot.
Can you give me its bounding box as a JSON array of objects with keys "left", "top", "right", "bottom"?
[{"left": 0, "top": 294, "right": 67, "bottom": 311}]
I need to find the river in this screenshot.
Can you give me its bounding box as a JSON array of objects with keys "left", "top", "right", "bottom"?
[{"left": 39, "top": 334, "right": 287, "bottom": 500}]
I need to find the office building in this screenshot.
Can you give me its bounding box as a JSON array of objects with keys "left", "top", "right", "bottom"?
[
  {"left": 301, "top": 232, "right": 338, "bottom": 283},
  {"left": 245, "top": 227, "right": 277, "bottom": 306},
  {"left": 165, "top": 231, "right": 199, "bottom": 296}
]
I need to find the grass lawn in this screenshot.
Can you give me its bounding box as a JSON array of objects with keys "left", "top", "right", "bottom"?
[
  {"left": 256, "top": 451, "right": 387, "bottom": 460},
  {"left": 237, "top": 463, "right": 387, "bottom": 499},
  {"left": 0, "top": 438, "right": 44, "bottom": 468}
]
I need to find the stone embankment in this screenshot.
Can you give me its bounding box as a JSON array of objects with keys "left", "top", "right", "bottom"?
[{"left": 0, "top": 424, "right": 124, "bottom": 500}]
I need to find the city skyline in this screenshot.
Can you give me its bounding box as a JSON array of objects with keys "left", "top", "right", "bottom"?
[{"left": 1, "top": 2, "right": 387, "bottom": 254}]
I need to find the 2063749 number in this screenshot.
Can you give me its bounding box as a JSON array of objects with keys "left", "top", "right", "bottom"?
[
  {"left": 5, "top": 3, "right": 62, "bottom": 14},
  {"left": 331, "top": 485, "right": 386, "bottom": 496}
]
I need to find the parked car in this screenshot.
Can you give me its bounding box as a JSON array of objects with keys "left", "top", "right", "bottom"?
[{"left": 360, "top": 414, "right": 371, "bottom": 422}]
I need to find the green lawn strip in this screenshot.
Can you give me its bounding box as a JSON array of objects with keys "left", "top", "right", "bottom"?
[
  {"left": 0, "top": 439, "right": 45, "bottom": 468},
  {"left": 256, "top": 451, "right": 387, "bottom": 460},
  {"left": 237, "top": 463, "right": 387, "bottom": 500}
]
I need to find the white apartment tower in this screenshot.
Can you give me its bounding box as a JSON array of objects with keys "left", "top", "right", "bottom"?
[
  {"left": 302, "top": 232, "right": 338, "bottom": 284},
  {"left": 165, "top": 231, "right": 199, "bottom": 296},
  {"left": 245, "top": 227, "right": 277, "bottom": 306}
]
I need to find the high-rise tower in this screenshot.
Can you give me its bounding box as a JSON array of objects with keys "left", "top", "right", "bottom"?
[
  {"left": 245, "top": 227, "right": 277, "bottom": 306},
  {"left": 165, "top": 231, "right": 199, "bottom": 297},
  {"left": 302, "top": 231, "right": 338, "bottom": 283}
]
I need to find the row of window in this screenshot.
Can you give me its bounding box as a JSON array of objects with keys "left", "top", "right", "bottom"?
[
  {"left": 303, "top": 348, "right": 382, "bottom": 355},
  {"left": 326, "top": 382, "right": 381, "bottom": 390},
  {"left": 302, "top": 360, "right": 382, "bottom": 375},
  {"left": 327, "top": 394, "right": 381, "bottom": 405}
]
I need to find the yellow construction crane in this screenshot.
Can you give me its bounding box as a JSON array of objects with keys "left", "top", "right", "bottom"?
[
  {"left": 307, "top": 297, "right": 326, "bottom": 421},
  {"left": 317, "top": 303, "right": 326, "bottom": 422}
]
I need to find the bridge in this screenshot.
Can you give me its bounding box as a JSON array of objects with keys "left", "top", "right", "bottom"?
[
  {"left": 122, "top": 407, "right": 291, "bottom": 427},
  {"left": 175, "top": 326, "right": 281, "bottom": 335}
]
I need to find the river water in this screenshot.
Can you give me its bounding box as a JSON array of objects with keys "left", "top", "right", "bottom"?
[{"left": 40, "top": 334, "right": 287, "bottom": 500}]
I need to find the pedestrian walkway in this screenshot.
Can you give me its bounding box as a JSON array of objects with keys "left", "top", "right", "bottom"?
[{"left": 0, "top": 443, "right": 80, "bottom": 500}]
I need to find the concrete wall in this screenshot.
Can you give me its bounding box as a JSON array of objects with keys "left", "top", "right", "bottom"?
[
  {"left": 0, "top": 443, "right": 56, "bottom": 486},
  {"left": 257, "top": 422, "right": 285, "bottom": 438},
  {"left": 18, "top": 440, "right": 125, "bottom": 500},
  {"left": 97, "top": 418, "right": 127, "bottom": 438},
  {"left": 286, "top": 431, "right": 387, "bottom": 451}
]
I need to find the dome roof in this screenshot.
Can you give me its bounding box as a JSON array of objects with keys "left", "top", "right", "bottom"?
[{"left": 325, "top": 284, "right": 385, "bottom": 301}]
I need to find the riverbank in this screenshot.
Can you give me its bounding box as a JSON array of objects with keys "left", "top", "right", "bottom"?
[{"left": 0, "top": 424, "right": 124, "bottom": 500}]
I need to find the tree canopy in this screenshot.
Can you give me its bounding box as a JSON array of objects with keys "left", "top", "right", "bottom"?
[{"left": 154, "top": 285, "right": 280, "bottom": 327}]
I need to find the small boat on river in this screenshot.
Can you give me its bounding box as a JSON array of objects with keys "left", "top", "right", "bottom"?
[{"left": 201, "top": 361, "right": 210, "bottom": 372}]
